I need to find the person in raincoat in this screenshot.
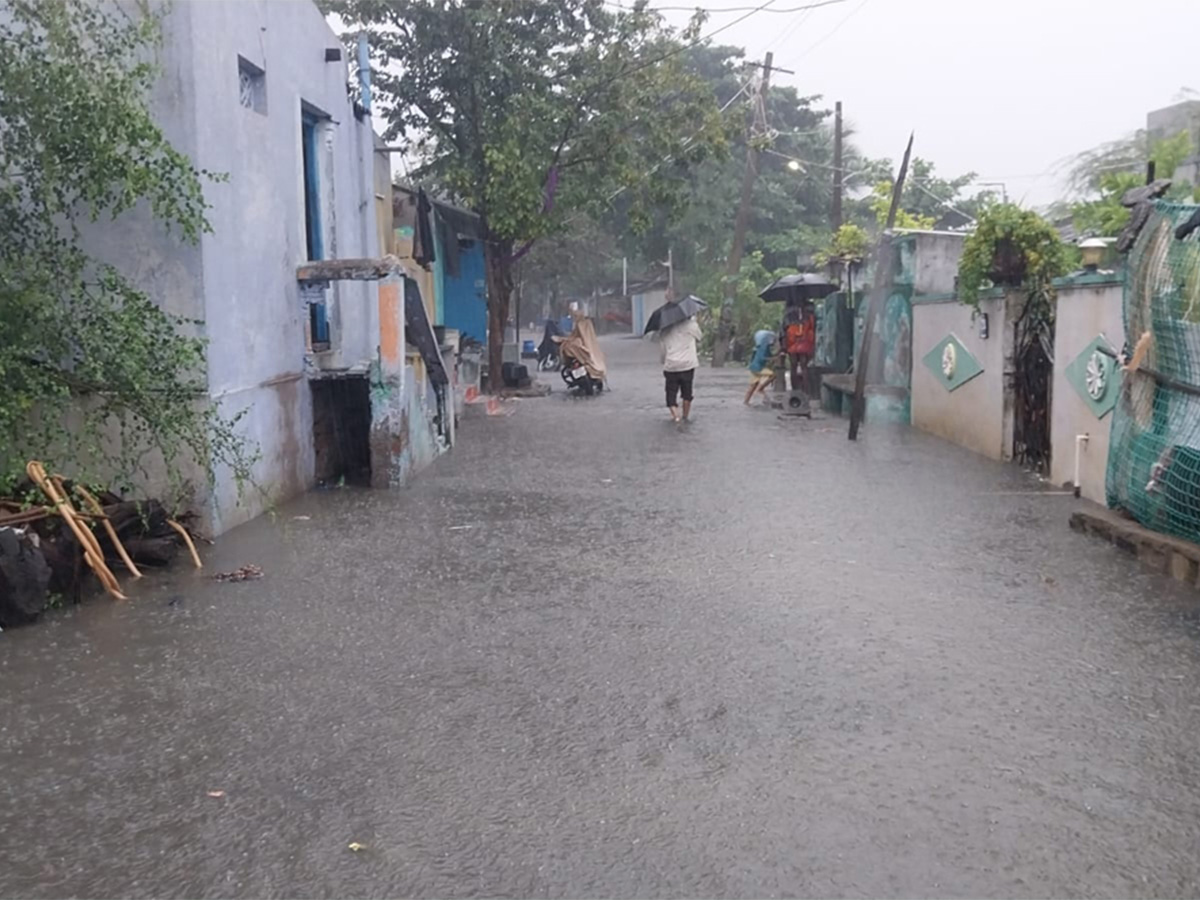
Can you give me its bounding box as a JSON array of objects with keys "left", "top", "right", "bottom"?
[{"left": 744, "top": 329, "right": 779, "bottom": 406}]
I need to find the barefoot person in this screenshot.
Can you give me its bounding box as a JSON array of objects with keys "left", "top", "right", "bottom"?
[
  {"left": 744, "top": 329, "right": 779, "bottom": 406},
  {"left": 660, "top": 314, "right": 702, "bottom": 423}
]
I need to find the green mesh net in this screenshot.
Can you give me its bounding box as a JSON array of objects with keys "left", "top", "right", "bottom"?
[{"left": 1107, "top": 202, "right": 1200, "bottom": 540}]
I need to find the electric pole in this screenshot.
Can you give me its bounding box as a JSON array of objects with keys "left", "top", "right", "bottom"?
[
  {"left": 832, "top": 100, "right": 843, "bottom": 233},
  {"left": 711, "top": 52, "right": 789, "bottom": 367}
]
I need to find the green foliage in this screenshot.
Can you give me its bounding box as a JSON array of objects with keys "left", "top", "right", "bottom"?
[
  {"left": 690, "top": 252, "right": 790, "bottom": 355},
  {"left": 814, "top": 224, "right": 870, "bottom": 267},
  {"left": 1071, "top": 130, "right": 1197, "bottom": 237},
  {"left": 0, "top": 0, "right": 256, "bottom": 502},
  {"left": 957, "top": 204, "right": 1069, "bottom": 307},
  {"left": 868, "top": 181, "right": 936, "bottom": 231}
]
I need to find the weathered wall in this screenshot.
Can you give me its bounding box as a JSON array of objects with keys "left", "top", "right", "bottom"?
[
  {"left": 176, "top": 0, "right": 379, "bottom": 531},
  {"left": 443, "top": 240, "right": 488, "bottom": 347},
  {"left": 896, "top": 231, "right": 966, "bottom": 297},
  {"left": 911, "top": 294, "right": 1008, "bottom": 459},
  {"left": 1050, "top": 277, "right": 1125, "bottom": 503}
]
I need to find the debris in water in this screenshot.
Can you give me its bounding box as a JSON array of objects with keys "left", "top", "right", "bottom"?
[
  {"left": 206, "top": 790, "right": 226, "bottom": 798},
  {"left": 485, "top": 397, "right": 515, "bottom": 416},
  {"left": 211, "top": 565, "right": 263, "bottom": 583}
]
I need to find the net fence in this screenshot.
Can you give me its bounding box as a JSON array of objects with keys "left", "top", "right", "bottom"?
[{"left": 1107, "top": 202, "right": 1200, "bottom": 540}]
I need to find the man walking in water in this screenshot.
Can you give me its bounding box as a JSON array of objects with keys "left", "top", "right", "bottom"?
[{"left": 660, "top": 302, "right": 702, "bottom": 423}]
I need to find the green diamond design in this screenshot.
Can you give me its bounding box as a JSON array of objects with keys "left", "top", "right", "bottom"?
[
  {"left": 1064, "top": 335, "right": 1118, "bottom": 419},
  {"left": 921, "top": 332, "right": 983, "bottom": 392}
]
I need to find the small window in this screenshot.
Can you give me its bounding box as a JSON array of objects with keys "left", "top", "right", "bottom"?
[{"left": 237, "top": 56, "right": 266, "bottom": 114}]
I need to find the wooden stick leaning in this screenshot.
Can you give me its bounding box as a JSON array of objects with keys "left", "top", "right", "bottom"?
[
  {"left": 72, "top": 483, "right": 143, "bottom": 579},
  {"left": 166, "top": 519, "right": 203, "bottom": 570},
  {"left": 26, "top": 461, "right": 127, "bottom": 600}
]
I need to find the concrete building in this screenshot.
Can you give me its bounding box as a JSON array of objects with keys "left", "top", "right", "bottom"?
[
  {"left": 85, "top": 1, "right": 448, "bottom": 535},
  {"left": 1147, "top": 99, "right": 1200, "bottom": 186}
]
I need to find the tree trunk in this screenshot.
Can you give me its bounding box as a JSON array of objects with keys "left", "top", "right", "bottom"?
[{"left": 483, "top": 237, "right": 515, "bottom": 393}]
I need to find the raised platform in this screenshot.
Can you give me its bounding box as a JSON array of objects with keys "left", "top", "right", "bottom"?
[
  {"left": 1070, "top": 505, "right": 1200, "bottom": 587},
  {"left": 820, "top": 373, "right": 910, "bottom": 425}
]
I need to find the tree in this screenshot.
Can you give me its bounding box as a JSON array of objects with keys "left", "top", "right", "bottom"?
[
  {"left": 330, "top": 0, "right": 727, "bottom": 383},
  {"left": 0, "top": 0, "right": 255, "bottom": 499},
  {"left": 1071, "top": 130, "right": 1198, "bottom": 237}
]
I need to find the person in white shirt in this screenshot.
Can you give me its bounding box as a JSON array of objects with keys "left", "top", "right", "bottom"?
[{"left": 659, "top": 312, "right": 702, "bottom": 423}]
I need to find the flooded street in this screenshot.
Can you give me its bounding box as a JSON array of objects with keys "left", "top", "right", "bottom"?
[{"left": 4, "top": 336, "right": 1200, "bottom": 898}]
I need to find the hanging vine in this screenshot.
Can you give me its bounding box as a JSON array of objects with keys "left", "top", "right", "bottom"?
[
  {"left": 0, "top": 0, "right": 257, "bottom": 504},
  {"left": 957, "top": 204, "right": 1069, "bottom": 473},
  {"left": 957, "top": 204, "right": 1069, "bottom": 308}
]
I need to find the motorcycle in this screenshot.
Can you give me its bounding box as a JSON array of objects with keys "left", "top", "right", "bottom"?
[
  {"left": 537, "top": 319, "right": 562, "bottom": 371},
  {"left": 555, "top": 316, "right": 607, "bottom": 396}
]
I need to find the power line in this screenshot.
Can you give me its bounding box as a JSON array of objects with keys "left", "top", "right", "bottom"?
[
  {"left": 598, "top": 0, "right": 846, "bottom": 87},
  {"left": 778, "top": 0, "right": 868, "bottom": 66},
  {"left": 605, "top": 0, "right": 846, "bottom": 11}
]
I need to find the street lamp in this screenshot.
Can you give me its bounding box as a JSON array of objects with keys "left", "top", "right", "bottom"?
[{"left": 1080, "top": 237, "right": 1107, "bottom": 272}]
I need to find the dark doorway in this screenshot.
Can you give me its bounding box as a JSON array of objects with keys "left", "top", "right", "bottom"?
[
  {"left": 1012, "top": 290, "right": 1054, "bottom": 474},
  {"left": 311, "top": 376, "right": 371, "bottom": 486}
]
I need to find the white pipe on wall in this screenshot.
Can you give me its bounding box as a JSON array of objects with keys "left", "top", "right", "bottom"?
[{"left": 1074, "top": 433, "right": 1090, "bottom": 498}]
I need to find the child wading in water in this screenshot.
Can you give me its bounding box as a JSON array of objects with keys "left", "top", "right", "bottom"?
[{"left": 744, "top": 329, "right": 779, "bottom": 406}]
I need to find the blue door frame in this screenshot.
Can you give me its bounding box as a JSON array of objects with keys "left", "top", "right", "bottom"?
[{"left": 302, "top": 113, "right": 329, "bottom": 347}]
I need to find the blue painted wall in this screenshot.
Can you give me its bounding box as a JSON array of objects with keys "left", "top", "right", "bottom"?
[{"left": 443, "top": 239, "right": 488, "bottom": 345}]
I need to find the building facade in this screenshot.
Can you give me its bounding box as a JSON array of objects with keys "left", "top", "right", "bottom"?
[{"left": 85, "top": 1, "right": 447, "bottom": 535}]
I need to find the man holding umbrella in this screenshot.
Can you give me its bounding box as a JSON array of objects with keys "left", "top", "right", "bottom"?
[
  {"left": 759, "top": 273, "right": 837, "bottom": 394},
  {"left": 645, "top": 291, "right": 707, "bottom": 423}
]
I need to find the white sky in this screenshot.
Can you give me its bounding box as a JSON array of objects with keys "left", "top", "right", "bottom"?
[{"left": 653, "top": 0, "right": 1199, "bottom": 205}]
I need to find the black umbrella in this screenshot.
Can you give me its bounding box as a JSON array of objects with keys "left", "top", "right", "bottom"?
[
  {"left": 759, "top": 273, "right": 838, "bottom": 304},
  {"left": 644, "top": 294, "right": 708, "bottom": 334}
]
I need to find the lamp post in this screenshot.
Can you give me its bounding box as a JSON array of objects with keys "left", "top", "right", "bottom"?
[{"left": 1080, "top": 237, "right": 1106, "bottom": 272}]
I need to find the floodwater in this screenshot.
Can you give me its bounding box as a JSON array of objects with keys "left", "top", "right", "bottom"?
[{"left": 4, "top": 337, "right": 1200, "bottom": 898}]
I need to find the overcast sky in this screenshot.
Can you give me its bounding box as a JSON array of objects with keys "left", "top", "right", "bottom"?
[{"left": 654, "top": 0, "right": 1199, "bottom": 206}]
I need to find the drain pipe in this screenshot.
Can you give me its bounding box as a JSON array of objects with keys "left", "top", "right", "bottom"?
[
  {"left": 357, "top": 33, "right": 372, "bottom": 113},
  {"left": 1074, "top": 433, "right": 1089, "bottom": 498}
]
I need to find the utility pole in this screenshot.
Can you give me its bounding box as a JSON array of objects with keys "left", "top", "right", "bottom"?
[
  {"left": 711, "top": 52, "right": 790, "bottom": 367},
  {"left": 848, "top": 132, "right": 914, "bottom": 441},
  {"left": 832, "top": 100, "right": 844, "bottom": 232}
]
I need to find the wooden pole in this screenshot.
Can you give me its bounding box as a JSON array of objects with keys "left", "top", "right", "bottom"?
[
  {"left": 711, "top": 53, "right": 774, "bottom": 367},
  {"left": 848, "top": 132, "right": 914, "bottom": 441}
]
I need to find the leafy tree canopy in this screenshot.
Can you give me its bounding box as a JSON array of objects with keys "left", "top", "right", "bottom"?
[
  {"left": 0, "top": 0, "right": 254, "bottom": 500},
  {"left": 328, "top": 0, "right": 729, "bottom": 377}
]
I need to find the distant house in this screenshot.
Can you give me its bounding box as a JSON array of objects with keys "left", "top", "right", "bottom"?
[
  {"left": 392, "top": 186, "right": 490, "bottom": 351},
  {"left": 79, "top": 0, "right": 449, "bottom": 535},
  {"left": 628, "top": 277, "right": 669, "bottom": 336}
]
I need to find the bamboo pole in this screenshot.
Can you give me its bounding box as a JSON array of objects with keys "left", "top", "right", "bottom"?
[
  {"left": 167, "top": 519, "right": 203, "bottom": 569},
  {"left": 73, "top": 484, "right": 143, "bottom": 579},
  {"left": 26, "top": 462, "right": 126, "bottom": 600}
]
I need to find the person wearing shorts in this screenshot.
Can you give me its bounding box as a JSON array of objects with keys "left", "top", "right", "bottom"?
[
  {"left": 744, "top": 329, "right": 778, "bottom": 406},
  {"left": 660, "top": 316, "right": 702, "bottom": 422}
]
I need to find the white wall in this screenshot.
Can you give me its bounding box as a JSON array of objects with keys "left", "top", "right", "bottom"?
[
  {"left": 177, "top": 1, "right": 379, "bottom": 531},
  {"left": 911, "top": 295, "right": 1009, "bottom": 460},
  {"left": 1050, "top": 280, "right": 1125, "bottom": 503}
]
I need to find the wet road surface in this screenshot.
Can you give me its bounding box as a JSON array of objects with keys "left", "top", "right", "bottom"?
[{"left": 5, "top": 337, "right": 1200, "bottom": 898}]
